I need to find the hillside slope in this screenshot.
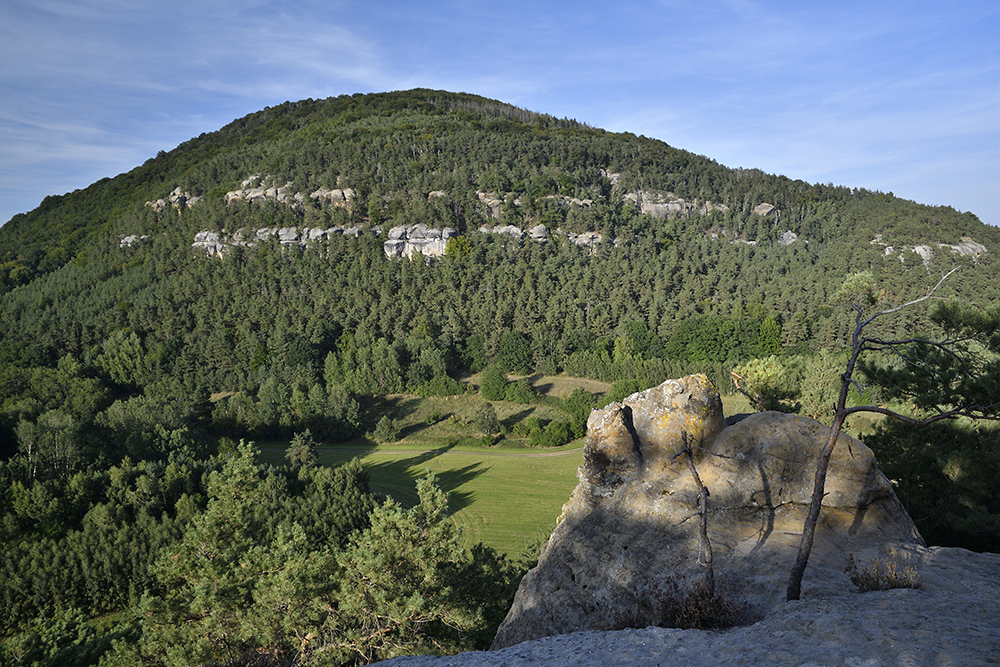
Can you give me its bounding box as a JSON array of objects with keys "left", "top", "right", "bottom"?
[{"left": 2, "top": 91, "right": 996, "bottom": 386}]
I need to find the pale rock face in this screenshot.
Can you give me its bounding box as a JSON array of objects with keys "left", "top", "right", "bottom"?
[
  {"left": 277, "top": 227, "right": 299, "bottom": 244},
  {"left": 491, "top": 225, "right": 524, "bottom": 239},
  {"left": 528, "top": 224, "right": 549, "bottom": 240},
  {"left": 191, "top": 224, "right": 369, "bottom": 255},
  {"left": 911, "top": 245, "right": 934, "bottom": 265},
  {"left": 192, "top": 231, "right": 226, "bottom": 256},
  {"left": 310, "top": 187, "right": 355, "bottom": 206},
  {"left": 753, "top": 202, "right": 775, "bottom": 216},
  {"left": 145, "top": 187, "right": 199, "bottom": 214},
  {"left": 871, "top": 234, "right": 987, "bottom": 265},
  {"left": 572, "top": 231, "right": 602, "bottom": 248},
  {"left": 225, "top": 176, "right": 354, "bottom": 210},
  {"left": 476, "top": 191, "right": 503, "bottom": 218},
  {"left": 119, "top": 234, "right": 149, "bottom": 248},
  {"left": 778, "top": 230, "right": 799, "bottom": 246},
  {"left": 383, "top": 225, "right": 457, "bottom": 259},
  {"left": 491, "top": 376, "right": 923, "bottom": 650},
  {"left": 600, "top": 169, "right": 622, "bottom": 185},
  {"left": 940, "top": 237, "right": 987, "bottom": 259},
  {"left": 623, "top": 191, "right": 728, "bottom": 219}
]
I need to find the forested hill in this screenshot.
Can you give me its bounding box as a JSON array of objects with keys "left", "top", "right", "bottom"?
[{"left": 2, "top": 87, "right": 999, "bottom": 423}]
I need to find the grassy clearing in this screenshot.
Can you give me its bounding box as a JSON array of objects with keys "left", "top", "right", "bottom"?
[
  {"left": 258, "top": 376, "right": 761, "bottom": 555},
  {"left": 259, "top": 440, "right": 581, "bottom": 555}
]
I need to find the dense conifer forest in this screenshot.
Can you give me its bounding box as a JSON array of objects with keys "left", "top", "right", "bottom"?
[{"left": 1, "top": 89, "right": 997, "bottom": 665}]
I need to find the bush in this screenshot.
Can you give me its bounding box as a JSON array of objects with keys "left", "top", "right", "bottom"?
[
  {"left": 369, "top": 416, "right": 400, "bottom": 443},
  {"left": 605, "top": 378, "right": 643, "bottom": 405},
  {"left": 845, "top": 554, "right": 921, "bottom": 592},
  {"left": 411, "top": 375, "right": 465, "bottom": 397},
  {"left": 511, "top": 416, "right": 541, "bottom": 436},
  {"left": 561, "top": 388, "right": 595, "bottom": 438},
  {"left": 479, "top": 364, "right": 508, "bottom": 401},
  {"left": 474, "top": 402, "right": 501, "bottom": 435},
  {"left": 612, "top": 578, "right": 747, "bottom": 631},
  {"left": 528, "top": 420, "right": 572, "bottom": 447},
  {"left": 504, "top": 378, "right": 536, "bottom": 404},
  {"left": 731, "top": 356, "right": 799, "bottom": 412}
]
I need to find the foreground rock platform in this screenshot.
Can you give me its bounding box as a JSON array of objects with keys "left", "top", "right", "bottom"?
[{"left": 374, "top": 544, "right": 1000, "bottom": 666}]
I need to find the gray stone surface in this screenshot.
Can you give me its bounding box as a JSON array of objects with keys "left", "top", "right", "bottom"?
[
  {"left": 374, "top": 545, "right": 1000, "bottom": 666},
  {"left": 383, "top": 224, "right": 457, "bottom": 259}
]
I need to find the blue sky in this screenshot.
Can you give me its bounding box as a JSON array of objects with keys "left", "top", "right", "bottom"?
[{"left": 2, "top": 0, "right": 998, "bottom": 227}]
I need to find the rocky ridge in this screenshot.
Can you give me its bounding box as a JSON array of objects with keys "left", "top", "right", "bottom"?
[
  {"left": 384, "top": 224, "right": 457, "bottom": 259},
  {"left": 191, "top": 225, "right": 370, "bottom": 256},
  {"left": 223, "top": 174, "right": 355, "bottom": 210},
  {"left": 145, "top": 179, "right": 986, "bottom": 261}
]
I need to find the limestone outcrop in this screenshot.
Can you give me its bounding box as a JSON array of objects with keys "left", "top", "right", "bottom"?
[
  {"left": 145, "top": 187, "right": 200, "bottom": 213},
  {"left": 384, "top": 224, "right": 457, "bottom": 259},
  {"left": 191, "top": 225, "right": 370, "bottom": 255},
  {"left": 753, "top": 202, "right": 776, "bottom": 216},
  {"left": 870, "top": 234, "right": 989, "bottom": 265},
  {"left": 478, "top": 224, "right": 523, "bottom": 239},
  {"left": 778, "top": 230, "right": 799, "bottom": 245},
  {"left": 477, "top": 224, "right": 603, "bottom": 248},
  {"left": 224, "top": 175, "right": 354, "bottom": 210},
  {"left": 225, "top": 175, "right": 305, "bottom": 208},
  {"left": 624, "top": 191, "right": 729, "bottom": 218},
  {"left": 491, "top": 375, "right": 923, "bottom": 650},
  {"left": 309, "top": 186, "right": 356, "bottom": 207},
  {"left": 119, "top": 234, "right": 150, "bottom": 248}
]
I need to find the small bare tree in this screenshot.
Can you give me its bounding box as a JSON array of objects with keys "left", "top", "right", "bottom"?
[
  {"left": 674, "top": 431, "right": 714, "bottom": 593},
  {"left": 787, "top": 268, "right": 1000, "bottom": 601}
]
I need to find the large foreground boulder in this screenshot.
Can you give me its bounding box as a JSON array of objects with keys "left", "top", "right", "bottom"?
[{"left": 491, "top": 375, "right": 923, "bottom": 650}]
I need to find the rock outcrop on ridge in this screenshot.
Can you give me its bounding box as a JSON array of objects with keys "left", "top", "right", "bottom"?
[
  {"left": 384, "top": 224, "right": 457, "bottom": 259},
  {"left": 491, "top": 375, "right": 924, "bottom": 650}
]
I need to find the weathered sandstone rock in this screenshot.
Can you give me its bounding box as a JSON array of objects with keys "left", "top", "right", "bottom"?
[{"left": 491, "top": 376, "right": 923, "bottom": 650}]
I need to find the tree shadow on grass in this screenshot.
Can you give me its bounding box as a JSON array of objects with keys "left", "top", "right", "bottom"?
[
  {"left": 359, "top": 395, "right": 423, "bottom": 426},
  {"left": 502, "top": 408, "right": 535, "bottom": 429},
  {"left": 363, "top": 449, "right": 485, "bottom": 513}
]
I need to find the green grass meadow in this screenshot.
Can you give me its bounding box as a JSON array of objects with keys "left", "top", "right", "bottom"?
[
  {"left": 260, "top": 441, "right": 581, "bottom": 556},
  {"left": 258, "top": 378, "right": 754, "bottom": 556}
]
